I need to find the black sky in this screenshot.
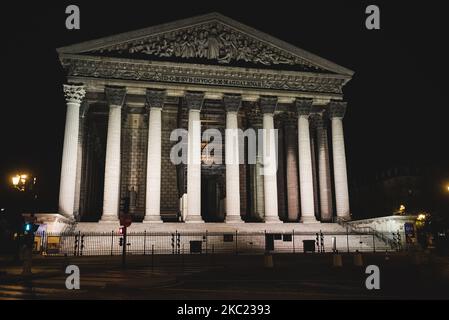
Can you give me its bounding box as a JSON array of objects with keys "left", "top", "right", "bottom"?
[{"left": 1, "top": 1, "right": 448, "bottom": 211}]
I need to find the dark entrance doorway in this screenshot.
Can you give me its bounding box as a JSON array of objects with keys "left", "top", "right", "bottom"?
[{"left": 201, "top": 175, "right": 224, "bottom": 222}]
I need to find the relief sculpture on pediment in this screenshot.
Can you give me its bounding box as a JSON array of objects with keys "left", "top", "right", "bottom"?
[{"left": 93, "top": 22, "right": 321, "bottom": 70}]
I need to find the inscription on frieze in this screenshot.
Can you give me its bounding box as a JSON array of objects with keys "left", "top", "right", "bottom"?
[{"left": 63, "top": 58, "right": 345, "bottom": 94}]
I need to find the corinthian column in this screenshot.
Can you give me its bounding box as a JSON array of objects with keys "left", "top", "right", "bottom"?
[
  {"left": 100, "top": 86, "right": 126, "bottom": 223},
  {"left": 329, "top": 100, "right": 350, "bottom": 220},
  {"left": 296, "top": 98, "right": 318, "bottom": 224},
  {"left": 260, "top": 96, "right": 281, "bottom": 223},
  {"left": 185, "top": 92, "right": 204, "bottom": 223},
  {"left": 284, "top": 118, "right": 300, "bottom": 222},
  {"left": 143, "top": 89, "right": 166, "bottom": 223},
  {"left": 59, "top": 84, "right": 85, "bottom": 219},
  {"left": 314, "top": 112, "right": 333, "bottom": 222},
  {"left": 224, "top": 94, "right": 243, "bottom": 223}
]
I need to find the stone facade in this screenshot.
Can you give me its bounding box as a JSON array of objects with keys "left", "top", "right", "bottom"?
[{"left": 56, "top": 13, "right": 355, "bottom": 228}]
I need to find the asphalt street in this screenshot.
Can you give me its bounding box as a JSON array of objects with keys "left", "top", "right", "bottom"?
[{"left": 0, "top": 253, "right": 448, "bottom": 299}]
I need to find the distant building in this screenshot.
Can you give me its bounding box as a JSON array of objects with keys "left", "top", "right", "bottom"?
[{"left": 351, "top": 167, "right": 427, "bottom": 219}]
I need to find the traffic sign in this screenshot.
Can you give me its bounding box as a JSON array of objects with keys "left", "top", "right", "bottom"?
[{"left": 119, "top": 214, "right": 132, "bottom": 227}]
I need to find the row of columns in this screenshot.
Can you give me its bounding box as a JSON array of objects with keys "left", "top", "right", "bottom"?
[{"left": 59, "top": 84, "right": 350, "bottom": 224}]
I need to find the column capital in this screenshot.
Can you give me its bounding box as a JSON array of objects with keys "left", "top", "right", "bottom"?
[
  {"left": 310, "top": 113, "right": 327, "bottom": 129},
  {"left": 63, "top": 84, "right": 85, "bottom": 104},
  {"left": 185, "top": 91, "right": 205, "bottom": 111},
  {"left": 105, "top": 86, "right": 126, "bottom": 107},
  {"left": 145, "top": 88, "right": 166, "bottom": 109},
  {"left": 328, "top": 100, "right": 347, "bottom": 119},
  {"left": 296, "top": 98, "right": 313, "bottom": 117},
  {"left": 259, "top": 96, "right": 278, "bottom": 114},
  {"left": 223, "top": 93, "right": 242, "bottom": 112}
]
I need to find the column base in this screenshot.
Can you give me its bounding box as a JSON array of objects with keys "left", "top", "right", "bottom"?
[
  {"left": 264, "top": 216, "right": 283, "bottom": 224},
  {"left": 99, "top": 216, "right": 119, "bottom": 223},
  {"left": 225, "top": 215, "right": 244, "bottom": 223},
  {"left": 336, "top": 215, "right": 351, "bottom": 222},
  {"left": 142, "top": 215, "right": 163, "bottom": 223},
  {"left": 185, "top": 215, "right": 205, "bottom": 223},
  {"left": 286, "top": 215, "right": 300, "bottom": 223},
  {"left": 300, "top": 215, "right": 320, "bottom": 224}
]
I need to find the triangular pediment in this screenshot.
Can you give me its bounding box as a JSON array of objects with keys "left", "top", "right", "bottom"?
[{"left": 58, "top": 13, "right": 353, "bottom": 76}]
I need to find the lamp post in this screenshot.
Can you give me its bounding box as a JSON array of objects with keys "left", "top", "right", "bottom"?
[{"left": 10, "top": 173, "right": 38, "bottom": 276}]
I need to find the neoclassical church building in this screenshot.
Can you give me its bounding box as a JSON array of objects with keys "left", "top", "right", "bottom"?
[{"left": 56, "top": 13, "right": 354, "bottom": 231}]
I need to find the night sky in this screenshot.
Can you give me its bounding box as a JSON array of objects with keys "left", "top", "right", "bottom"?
[{"left": 1, "top": 1, "right": 448, "bottom": 212}]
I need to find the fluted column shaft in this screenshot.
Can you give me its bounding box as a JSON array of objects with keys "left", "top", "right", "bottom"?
[
  {"left": 185, "top": 92, "right": 204, "bottom": 223},
  {"left": 59, "top": 84, "right": 86, "bottom": 218},
  {"left": 315, "top": 114, "right": 333, "bottom": 222},
  {"left": 296, "top": 99, "right": 318, "bottom": 224},
  {"left": 260, "top": 96, "right": 281, "bottom": 223},
  {"left": 329, "top": 101, "right": 350, "bottom": 220},
  {"left": 100, "top": 86, "right": 126, "bottom": 223},
  {"left": 224, "top": 94, "right": 243, "bottom": 223},
  {"left": 144, "top": 89, "right": 166, "bottom": 223},
  {"left": 284, "top": 121, "right": 300, "bottom": 221}
]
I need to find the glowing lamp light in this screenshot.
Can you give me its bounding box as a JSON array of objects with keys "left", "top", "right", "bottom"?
[
  {"left": 417, "top": 214, "right": 426, "bottom": 221},
  {"left": 12, "top": 175, "right": 20, "bottom": 186}
]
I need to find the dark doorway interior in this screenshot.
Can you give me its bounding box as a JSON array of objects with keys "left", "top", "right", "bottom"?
[{"left": 201, "top": 175, "right": 224, "bottom": 222}]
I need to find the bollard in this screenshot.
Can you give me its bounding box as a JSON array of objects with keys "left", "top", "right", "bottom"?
[
  {"left": 333, "top": 254, "right": 343, "bottom": 267},
  {"left": 21, "top": 246, "right": 33, "bottom": 276},
  {"left": 353, "top": 252, "right": 363, "bottom": 267},
  {"left": 264, "top": 253, "right": 274, "bottom": 268}
]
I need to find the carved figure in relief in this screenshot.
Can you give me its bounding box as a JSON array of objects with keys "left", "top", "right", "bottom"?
[
  {"left": 95, "top": 22, "right": 317, "bottom": 69},
  {"left": 206, "top": 28, "right": 221, "bottom": 60}
]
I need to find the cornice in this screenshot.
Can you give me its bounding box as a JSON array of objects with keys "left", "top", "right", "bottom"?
[{"left": 60, "top": 54, "right": 349, "bottom": 95}]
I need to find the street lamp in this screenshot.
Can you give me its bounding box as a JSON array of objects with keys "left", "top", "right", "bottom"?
[
  {"left": 417, "top": 213, "right": 426, "bottom": 221},
  {"left": 11, "top": 174, "right": 28, "bottom": 192}
]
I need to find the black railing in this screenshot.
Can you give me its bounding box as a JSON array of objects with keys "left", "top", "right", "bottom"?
[
  {"left": 30, "top": 230, "right": 406, "bottom": 256},
  {"left": 336, "top": 219, "right": 400, "bottom": 251}
]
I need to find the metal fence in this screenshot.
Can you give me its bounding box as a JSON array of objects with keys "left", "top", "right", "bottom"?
[{"left": 31, "top": 230, "right": 405, "bottom": 256}]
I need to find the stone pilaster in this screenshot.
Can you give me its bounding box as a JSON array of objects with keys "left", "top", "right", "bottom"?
[
  {"left": 246, "top": 106, "right": 265, "bottom": 221},
  {"left": 224, "top": 94, "right": 243, "bottom": 223},
  {"left": 185, "top": 92, "right": 205, "bottom": 223},
  {"left": 59, "top": 84, "right": 85, "bottom": 219},
  {"left": 143, "top": 89, "right": 166, "bottom": 223},
  {"left": 100, "top": 86, "right": 126, "bottom": 223},
  {"left": 296, "top": 98, "right": 319, "bottom": 223},
  {"left": 260, "top": 96, "right": 281, "bottom": 223},
  {"left": 329, "top": 100, "right": 350, "bottom": 220}
]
